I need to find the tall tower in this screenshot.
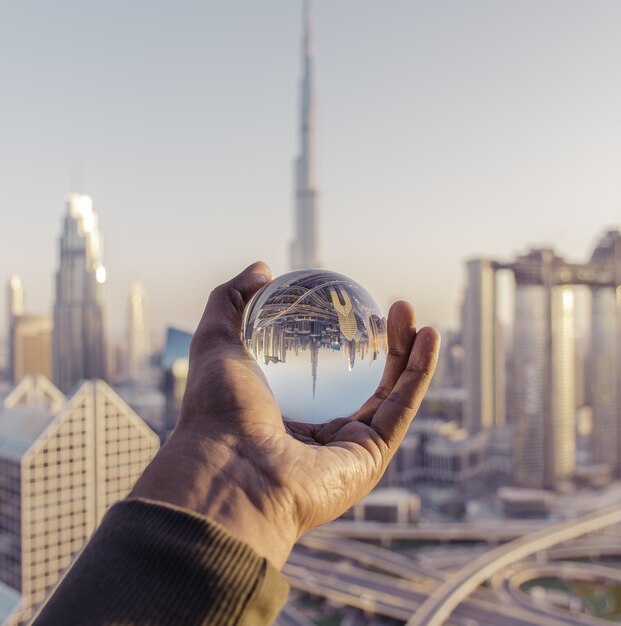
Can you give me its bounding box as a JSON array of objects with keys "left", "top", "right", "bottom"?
[
  {"left": 7, "top": 275, "right": 25, "bottom": 381},
  {"left": 52, "top": 193, "right": 107, "bottom": 393},
  {"left": 589, "top": 230, "right": 621, "bottom": 474},
  {"left": 462, "top": 259, "right": 505, "bottom": 433},
  {"left": 511, "top": 250, "right": 576, "bottom": 489},
  {"left": 127, "top": 282, "right": 150, "bottom": 381},
  {"left": 290, "top": 0, "right": 320, "bottom": 269}
]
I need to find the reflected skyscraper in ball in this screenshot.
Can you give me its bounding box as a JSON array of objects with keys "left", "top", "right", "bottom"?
[
  {"left": 52, "top": 193, "right": 107, "bottom": 393},
  {"left": 290, "top": 0, "right": 320, "bottom": 270}
]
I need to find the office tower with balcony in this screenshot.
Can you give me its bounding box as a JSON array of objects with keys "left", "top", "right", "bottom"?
[
  {"left": 0, "top": 376, "right": 159, "bottom": 626},
  {"left": 462, "top": 259, "right": 505, "bottom": 433},
  {"left": 290, "top": 0, "right": 320, "bottom": 270},
  {"left": 505, "top": 250, "right": 577, "bottom": 488},
  {"left": 52, "top": 193, "right": 107, "bottom": 393},
  {"left": 127, "top": 282, "right": 150, "bottom": 382}
]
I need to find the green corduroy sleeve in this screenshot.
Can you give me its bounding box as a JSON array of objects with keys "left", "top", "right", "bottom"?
[{"left": 31, "top": 498, "right": 290, "bottom": 626}]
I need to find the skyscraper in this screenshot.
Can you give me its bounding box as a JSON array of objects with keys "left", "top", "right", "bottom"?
[
  {"left": 127, "top": 282, "right": 150, "bottom": 382},
  {"left": 506, "top": 250, "right": 576, "bottom": 489},
  {"left": 462, "top": 259, "right": 505, "bottom": 433},
  {"left": 7, "top": 276, "right": 25, "bottom": 381},
  {"left": 11, "top": 315, "right": 52, "bottom": 383},
  {"left": 462, "top": 249, "right": 578, "bottom": 488},
  {"left": 0, "top": 376, "right": 159, "bottom": 626},
  {"left": 589, "top": 230, "right": 621, "bottom": 474},
  {"left": 6, "top": 277, "right": 52, "bottom": 383},
  {"left": 52, "top": 193, "right": 107, "bottom": 393},
  {"left": 290, "top": 0, "right": 320, "bottom": 270}
]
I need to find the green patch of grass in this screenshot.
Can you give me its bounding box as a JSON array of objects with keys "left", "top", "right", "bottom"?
[
  {"left": 313, "top": 613, "right": 342, "bottom": 626},
  {"left": 522, "top": 578, "right": 571, "bottom": 593},
  {"left": 523, "top": 577, "right": 621, "bottom": 620}
]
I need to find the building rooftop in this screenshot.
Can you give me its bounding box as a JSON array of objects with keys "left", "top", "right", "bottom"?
[
  {"left": 497, "top": 486, "right": 555, "bottom": 504},
  {"left": 0, "top": 404, "right": 54, "bottom": 461},
  {"left": 426, "top": 428, "right": 491, "bottom": 454},
  {"left": 362, "top": 488, "right": 420, "bottom": 505}
]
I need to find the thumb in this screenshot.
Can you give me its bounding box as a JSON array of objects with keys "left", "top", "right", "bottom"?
[{"left": 191, "top": 261, "right": 272, "bottom": 357}]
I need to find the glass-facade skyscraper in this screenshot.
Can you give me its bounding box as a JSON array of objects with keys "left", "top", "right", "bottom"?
[
  {"left": 462, "top": 235, "right": 621, "bottom": 488},
  {"left": 52, "top": 193, "right": 107, "bottom": 393}
]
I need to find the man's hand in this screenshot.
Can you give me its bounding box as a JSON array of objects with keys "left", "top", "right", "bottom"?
[{"left": 130, "top": 262, "right": 440, "bottom": 569}]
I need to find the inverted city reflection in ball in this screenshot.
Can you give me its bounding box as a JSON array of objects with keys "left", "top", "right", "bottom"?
[{"left": 242, "top": 269, "right": 388, "bottom": 424}]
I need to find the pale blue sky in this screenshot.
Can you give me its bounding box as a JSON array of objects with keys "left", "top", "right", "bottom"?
[{"left": 2, "top": 0, "right": 621, "bottom": 338}]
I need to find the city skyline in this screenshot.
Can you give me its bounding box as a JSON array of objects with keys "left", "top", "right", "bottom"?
[
  {"left": 2, "top": 1, "right": 621, "bottom": 337},
  {"left": 5, "top": 5, "right": 621, "bottom": 621}
]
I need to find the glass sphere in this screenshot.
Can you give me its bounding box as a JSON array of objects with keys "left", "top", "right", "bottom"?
[{"left": 242, "top": 269, "right": 388, "bottom": 424}]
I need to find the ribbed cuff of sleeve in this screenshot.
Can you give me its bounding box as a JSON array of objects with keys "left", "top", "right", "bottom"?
[{"left": 33, "top": 498, "right": 290, "bottom": 626}]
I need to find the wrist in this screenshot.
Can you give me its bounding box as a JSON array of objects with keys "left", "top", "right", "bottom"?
[{"left": 129, "top": 429, "right": 298, "bottom": 569}]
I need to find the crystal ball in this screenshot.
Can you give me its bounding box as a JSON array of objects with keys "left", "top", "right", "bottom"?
[{"left": 242, "top": 269, "right": 388, "bottom": 424}]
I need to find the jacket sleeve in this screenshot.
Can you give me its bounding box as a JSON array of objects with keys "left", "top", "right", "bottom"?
[{"left": 31, "top": 498, "right": 290, "bottom": 626}]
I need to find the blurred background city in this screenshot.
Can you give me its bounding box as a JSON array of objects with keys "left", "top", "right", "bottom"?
[{"left": 3, "top": 1, "right": 621, "bottom": 624}]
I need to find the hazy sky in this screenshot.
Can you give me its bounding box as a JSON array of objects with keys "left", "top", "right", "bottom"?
[{"left": 2, "top": 0, "right": 621, "bottom": 340}]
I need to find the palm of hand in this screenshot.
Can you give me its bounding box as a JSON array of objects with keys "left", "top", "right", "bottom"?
[
  {"left": 135, "top": 263, "right": 439, "bottom": 568},
  {"left": 182, "top": 298, "right": 435, "bottom": 540},
  {"left": 182, "top": 348, "right": 378, "bottom": 534}
]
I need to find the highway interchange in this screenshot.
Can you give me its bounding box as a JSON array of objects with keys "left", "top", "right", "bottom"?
[{"left": 276, "top": 505, "right": 621, "bottom": 626}]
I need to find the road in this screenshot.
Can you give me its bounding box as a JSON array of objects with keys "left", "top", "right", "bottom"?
[
  {"left": 491, "top": 560, "right": 621, "bottom": 626},
  {"left": 298, "top": 531, "right": 445, "bottom": 581},
  {"left": 406, "top": 503, "right": 621, "bottom": 626},
  {"left": 285, "top": 550, "right": 573, "bottom": 626},
  {"left": 319, "top": 519, "right": 549, "bottom": 543}
]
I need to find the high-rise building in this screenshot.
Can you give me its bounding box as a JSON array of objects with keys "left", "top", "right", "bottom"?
[
  {"left": 6, "top": 277, "right": 52, "bottom": 383},
  {"left": 52, "top": 193, "right": 107, "bottom": 393},
  {"left": 462, "top": 259, "right": 505, "bottom": 433},
  {"left": 290, "top": 0, "right": 320, "bottom": 270},
  {"left": 0, "top": 376, "right": 159, "bottom": 626},
  {"left": 127, "top": 282, "right": 150, "bottom": 382},
  {"left": 462, "top": 248, "right": 580, "bottom": 489},
  {"left": 7, "top": 276, "right": 25, "bottom": 381},
  {"left": 11, "top": 315, "right": 52, "bottom": 382},
  {"left": 461, "top": 229, "right": 621, "bottom": 487},
  {"left": 161, "top": 326, "right": 192, "bottom": 433},
  {"left": 512, "top": 280, "right": 576, "bottom": 488},
  {"left": 498, "top": 250, "right": 577, "bottom": 489},
  {"left": 589, "top": 230, "right": 621, "bottom": 474}
]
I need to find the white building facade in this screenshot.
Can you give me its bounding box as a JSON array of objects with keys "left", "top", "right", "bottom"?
[{"left": 0, "top": 377, "right": 159, "bottom": 626}]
